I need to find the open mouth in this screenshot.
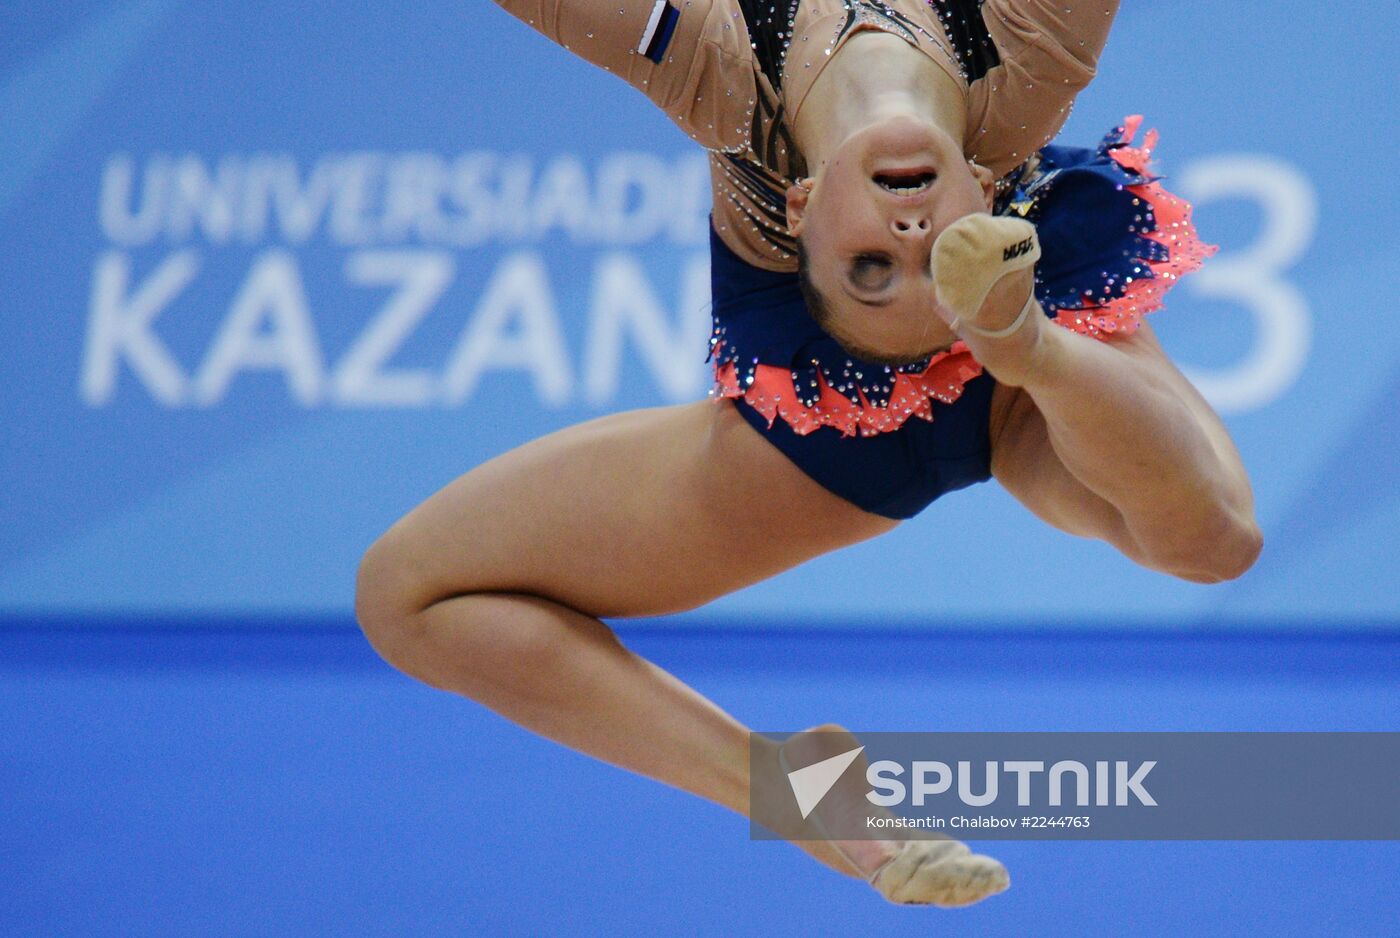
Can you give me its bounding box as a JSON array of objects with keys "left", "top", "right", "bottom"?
[{"left": 873, "top": 170, "right": 935, "bottom": 196}]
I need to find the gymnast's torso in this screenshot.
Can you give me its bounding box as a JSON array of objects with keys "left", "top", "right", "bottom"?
[
  {"left": 490, "top": 0, "right": 1116, "bottom": 270},
  {"left": 485, "top": 0, "right": 1214, "bottom": 523}
]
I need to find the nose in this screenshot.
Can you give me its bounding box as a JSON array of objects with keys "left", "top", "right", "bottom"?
[{"left": 890, "top": 215, "right": 931, "bottom": 239}]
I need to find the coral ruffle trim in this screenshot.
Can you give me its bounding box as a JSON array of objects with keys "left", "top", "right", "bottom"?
[
  {"left": 1051, "top": 115, "right": 1218, "bottom": 338},
  {"left": 714, "top": 346, "right": 984, "bottom": 438},
  {"left": 714, "top": 115, "right": 1217, "bottom": 438}
]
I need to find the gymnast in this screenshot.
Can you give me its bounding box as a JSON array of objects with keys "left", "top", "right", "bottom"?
[{"left": 354, "top": 0, "right": 1261, "bottom": 907}]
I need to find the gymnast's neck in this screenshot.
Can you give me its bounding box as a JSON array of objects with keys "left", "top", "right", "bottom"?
[{"left": 792, "top": 30, "right": 967, "bottom": 168}]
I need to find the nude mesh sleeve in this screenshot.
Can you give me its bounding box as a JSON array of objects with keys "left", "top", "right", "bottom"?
[
  {"left": 489, "top": 0, "right": 757, "bottom": 151},
  {"left": 965, "top": 0, "right": 1120, "bottom": 176}
]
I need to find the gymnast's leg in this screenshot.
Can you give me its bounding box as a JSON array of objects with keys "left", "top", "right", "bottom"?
[{"left": 353, "top": 399, "right": 1006, "bottom": 904}]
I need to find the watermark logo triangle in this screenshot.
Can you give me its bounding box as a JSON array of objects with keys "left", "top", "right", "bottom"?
[{"left": 785, "top": 746, "right": 864, "bottom": 819}]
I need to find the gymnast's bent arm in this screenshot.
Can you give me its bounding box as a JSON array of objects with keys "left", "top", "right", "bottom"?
[
  {"left": 488, "top": 0, "right": 755, "bottom": 152},
  {"left": 967, "top": 0, "right": 1121, "bottom": 175}
]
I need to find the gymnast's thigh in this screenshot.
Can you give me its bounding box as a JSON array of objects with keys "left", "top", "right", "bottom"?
[{"left": 364, "top": 399, "right": 900, "bottom": 619}]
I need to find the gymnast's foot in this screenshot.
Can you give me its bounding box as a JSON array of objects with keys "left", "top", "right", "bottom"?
[
  {"left": 755, "top": 726, "right": 1010, "bottom": 908},
  {"left": 930, "top": 213, "right": 1047, "bottom": 385},
  {"left": 931, "top": 213, "right": 1041, "bottom": 332},
  {"left": 864, "top": 835, "right": 1011, "bottom": 907}
]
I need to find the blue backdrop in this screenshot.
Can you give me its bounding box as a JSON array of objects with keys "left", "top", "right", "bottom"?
[
  {"left": 6, "top": 5, "right": 1399, "bottom": 936},
  {"left": 3, "top": 0, "right": 1398, "bottom": 626}
]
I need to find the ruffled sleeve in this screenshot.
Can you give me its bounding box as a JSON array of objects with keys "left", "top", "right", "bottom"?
[{"left": 1012, "top": 114, "right": 1218, "bottom": 337}]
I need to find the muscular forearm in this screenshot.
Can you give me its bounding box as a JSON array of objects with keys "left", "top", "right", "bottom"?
[{"left": 1013, "top": 322, "right": 1261, "bottom": 580}]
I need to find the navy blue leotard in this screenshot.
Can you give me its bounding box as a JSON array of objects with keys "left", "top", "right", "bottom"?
[{"left": 707, "top": 122, "right": 1207, "bottom": 519}]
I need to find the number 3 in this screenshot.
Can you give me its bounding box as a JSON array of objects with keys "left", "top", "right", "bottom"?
[{"left": 1176, "top": 156, "right": 1318, "bottom": 414}]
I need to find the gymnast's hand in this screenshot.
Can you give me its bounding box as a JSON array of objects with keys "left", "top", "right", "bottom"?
[{"left": 929, "top": 214, "right": 1047, "bottom": 387}]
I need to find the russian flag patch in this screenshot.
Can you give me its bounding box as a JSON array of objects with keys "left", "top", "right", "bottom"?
[{"left": 638, "top": 0, "right": 680, "bottom": 63}]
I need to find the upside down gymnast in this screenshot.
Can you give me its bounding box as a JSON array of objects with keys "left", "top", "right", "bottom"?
[{"left": 354, "top": 0, "right": 1261, "bottom": 907}]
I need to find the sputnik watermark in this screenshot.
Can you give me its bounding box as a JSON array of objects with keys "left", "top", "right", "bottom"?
[
  {"left": 786, "top": 746, "right": 867, "bottom": 820},
  {"left": 786, "top": 748, "right": 1156, "bottom": 820},
  {"left": 753, "top": 732, "right": 1400, "bottom": 841},
  {"left": 868, "top": 758, "right": 1156, "bottom": 807}
]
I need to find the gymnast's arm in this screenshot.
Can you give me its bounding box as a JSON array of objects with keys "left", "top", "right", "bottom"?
[
  {"left": 968, "top": 0, "right": 1121, "bottom": 176},
  {"left": 986, "top": 321, "right": 1262, "bottom": 584},
  {"left": 487, "top": 0, "right": 755, "bottom": 151}
]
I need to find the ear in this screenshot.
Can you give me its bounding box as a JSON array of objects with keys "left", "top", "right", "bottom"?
[
  {"left": 968, "top": 162, "right": 997, "bottom": 211},
  {"left": 784, "top": 180, "right": 811, "bottom": 235}
]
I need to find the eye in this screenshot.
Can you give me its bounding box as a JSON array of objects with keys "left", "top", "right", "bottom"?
[{"left": 851, "top": 253, "right": 893, "bottom": 291}]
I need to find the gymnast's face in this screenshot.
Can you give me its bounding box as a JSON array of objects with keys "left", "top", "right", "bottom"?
[{"left": 786, "top": 115, "right": 996, "bottom": 364}]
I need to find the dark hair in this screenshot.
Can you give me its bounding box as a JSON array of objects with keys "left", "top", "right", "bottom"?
[{"left": 795, "top": 238, "right": 832, "bottom": 331}]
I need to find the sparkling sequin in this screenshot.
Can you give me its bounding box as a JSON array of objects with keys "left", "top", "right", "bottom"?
[
  {"left": 522, "top": 0, "right": 1190, "bottom": 436},
  {"left": 711, "top": 117, "right": 1217, "bottom": 436}
]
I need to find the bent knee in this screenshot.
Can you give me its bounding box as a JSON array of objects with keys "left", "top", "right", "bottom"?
[
  {"left": 1154, "top": 516, "right": 1263, "bottom": 584},
  {"left": 355, "top": 537, "right": 577, "bottom": 687},
  {"left": 1207, "top": 520, "right": 1264, "bottom": 582},
  {"left": 355, "top": 532, "right": 435, "bottom": 671}
]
